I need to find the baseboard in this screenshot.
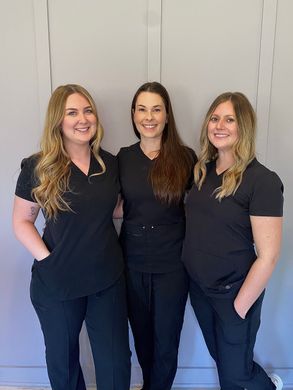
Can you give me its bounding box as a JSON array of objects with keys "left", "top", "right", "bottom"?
[
  {"left": 0, "top": 365, "right": 293, "bottom": 388},
  {"left": 0, "top": 386, "right": 292, "bottom": 389},
  {"left": 0, "top": 386, "right": 219, "bottom": 390}
]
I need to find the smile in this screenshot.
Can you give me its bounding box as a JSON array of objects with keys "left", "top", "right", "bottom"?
[
  {"left": 142, "top": 124, "right": 156, "bottom": 129},
  {"left": 214, "top": 133, "right": 229, "bottom": 138},
  {"left": 75, "top": 127, "right": 90, "bottom": 132}
]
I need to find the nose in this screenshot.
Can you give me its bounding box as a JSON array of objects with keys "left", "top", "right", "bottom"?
[
  {"left": 78, "top": 112, "right": 87, "bottom": 123},
  {"left": 216, "top": 118, "right": 225, "bottom": 129},
  {"left": 145, "top": 110, "right": 153, "bottom": 120}
]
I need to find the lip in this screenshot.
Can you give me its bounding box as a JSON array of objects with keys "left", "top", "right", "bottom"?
[
  {"left": 142, "top": 124, "right": 157, "bottom": 128},
  {"left": 214, "top": 133, "right": 229, "bottom": 138},
  {"left": 75, "top": 127, "right": 90, "bottom": 132}
]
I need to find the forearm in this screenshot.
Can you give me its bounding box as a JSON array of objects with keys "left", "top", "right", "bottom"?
[
  {"left": 14, "top": 220, "right": 50, "bottom": 261},
  {"left": 234, "top": 256, "right": 277, "bottom": 318},
  {"left": 113, "top": 195, "right": 124, "bottom": 219}
]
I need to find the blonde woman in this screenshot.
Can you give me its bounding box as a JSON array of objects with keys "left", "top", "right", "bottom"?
[
  {"left": 182, "top": 92, "right": 283, "bottom": 390},
  {"left": 13, "top": 84, "right": 130, "bottom": 390}
]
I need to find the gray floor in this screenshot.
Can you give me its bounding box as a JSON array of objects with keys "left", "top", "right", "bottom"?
[
  {"left": 0, "top": 387, "right": 291, "bottom": 390},
  {"left": 0, "top": 387, "right": 219, "bottom": 390}
]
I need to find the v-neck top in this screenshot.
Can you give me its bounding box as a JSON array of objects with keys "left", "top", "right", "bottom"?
[
  {"left": 15, "top": 149, "right": 124, "bottom": 300},
  {"left": 118, "top": 142, "right": 195, "bottom": 225},
  {"left": 182, "top": 158, "right": 284, "bottom": 296},
  {"left": 117, "top": 142, "right": 197, "bottom": 273}
]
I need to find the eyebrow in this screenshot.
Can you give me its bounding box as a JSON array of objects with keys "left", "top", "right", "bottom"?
[
  {"left": 137, "top": 104, "right": 162, "bottom": 108},
  {"left": 211, "top": 114, "right": 235, "bottom": 117},
  {"left": 65, "top": 106, "right": 92, "bottom": 111}
]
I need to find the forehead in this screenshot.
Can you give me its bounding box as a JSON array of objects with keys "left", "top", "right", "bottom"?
[
  {"left": 136, "top": 91, "right": 165, "bottom": 107},
  {"left": 65, "top": 92, "right": 90, "bottom": 108},
  {"left": 212, "top": 100, "right": 235, "bottom": 115}
]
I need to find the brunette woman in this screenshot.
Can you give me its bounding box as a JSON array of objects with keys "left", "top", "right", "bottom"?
[{"left": 118, "top": 82, "right": 196, "bottom": 390}]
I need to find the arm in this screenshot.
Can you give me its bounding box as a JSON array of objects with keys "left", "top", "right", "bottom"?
[
  {"left": 234, "top": 215, "right": 283, "bottom": 319},
  {"left": 13, "top": 195, "right": 50, "bottom": 261},
  {"left": 113, "top": 194, "right": 124, "bottom": 219}
]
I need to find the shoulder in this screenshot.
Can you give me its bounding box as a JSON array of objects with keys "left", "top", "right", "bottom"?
[
  {"left": 242, "top": 159, "right": 283, "bottom": 216},
  {"left": 245, "top": 159, "right": 283, "bottom": 189},
  {"left": 20, "top": 153, "right": 40, "bottom": 171},
  {"left": 99, "top": 148, "right": 116, "bottom": 162},
  {"left": 184, "top": 146, "right": 198, "bottom": 164},
  {"left": 98, "top": 148, "right": 119, "bottom": 173},
  {"left": 15, "top": 153, "right": 40, "bottom": 200},
  {"left": 18, "top": 153, "right": 40, "bottom": 184},
  {"left": 117, "top": 142, "right": 140, "bottom": 159}
]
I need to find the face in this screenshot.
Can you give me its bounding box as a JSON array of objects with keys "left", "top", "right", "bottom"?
[
  {"left": 207, "top": 100, "right": 238, "bottom": 153},
  {"left": 61, "top": 93, "right": 97, "bottom": 149},
  {"left": 133, "top": 92, "right": 167, "bottom": 141}
]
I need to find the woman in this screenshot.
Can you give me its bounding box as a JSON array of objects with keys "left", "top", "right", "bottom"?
[
  {"left": 13, "top": 84, "right": 131, "bottom": 390},
  {"left": 118, "top": 81, "right": 196, "bottom": 390},
  {"left": 182, "top": 92, "right": 284, "bottom": 390}
]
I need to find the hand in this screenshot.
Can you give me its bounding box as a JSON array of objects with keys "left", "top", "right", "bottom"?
[
  {"left": 36, "top": 250, "right": 51, "bottom": 261},
  {"left": 234, "top": 299, "right": 247, "bottom": 320}
]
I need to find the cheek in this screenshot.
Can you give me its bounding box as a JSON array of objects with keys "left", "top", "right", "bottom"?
[
  {"left": 160, "top": 113, "right": 167, "bottom": 124},
  {"left": 61, "top": 119, "right": 67, "bottom": 130},
  {"left": 62, "top": 117, "right": 75, "bottom": 130},
  {"left": 207, "top": 127, "right": 213, "bottom": 140},
  {"left": 133, "top": 113, "right": 141, "bottom": 128},
  {"left": 232, "top": 126, "right": 239, "bottom": 140},
  {"left": 91, "top": 116, "right": 97, "bottom": 125}
]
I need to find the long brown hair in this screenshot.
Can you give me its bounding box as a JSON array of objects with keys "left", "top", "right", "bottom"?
[
  {"left": 194, "top": 92, "right": 256, "bottom": 199},
  {"left": 131, "top": 82, "right": 194, "bottom": 204},
  {"left": 32, "top": 84, "right": 105, "bottom": 219}
]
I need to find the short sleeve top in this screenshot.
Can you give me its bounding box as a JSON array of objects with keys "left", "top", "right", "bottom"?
[
  {"left": 117, "top": 142, "right": 197, "bottom": 272},
  {"left": 182, "top": 158, "right": 284, "bottom": 296},
  {"left": 15, "top": 149, "right": 124, "bottom": 300}
]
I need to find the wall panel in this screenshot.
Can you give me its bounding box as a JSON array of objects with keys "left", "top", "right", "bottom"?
[
  {"left": 48, "top": 0, "right": 149, "bottom": 153},
  {"left": 0, "top": 0, "right": 47, "bottom": 372},
  {"left": 161, "top": 0, "right": 263, "bottom": 151},
  {"left": 263, "top": 1, "right": 293, "bottom": 383},
  {"left": 1, "top": 0, "right": 292, "bottom": 388}
]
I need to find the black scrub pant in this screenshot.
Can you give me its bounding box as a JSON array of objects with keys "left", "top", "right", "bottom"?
[
  {"left": 189, "top": 279, "right": 276, "bottom": 390},
  {"left": 126, "top": 267, "right": 188, "bottom": 390},
  {"left": 30, "top": 274, "right": 131, "bottom": 390}
]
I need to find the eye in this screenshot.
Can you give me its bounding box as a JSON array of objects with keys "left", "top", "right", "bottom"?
[
  {"left": 137, "top": 107, "right": 146, "bottom": 112},
  {"left": 226, "top": 117, "right": 235, "bottom": 123},
  {"left": 67, "top": 111, "right": 77, "bottom": 116},
  {"left": 85, "top": 108, "right": 93, "bottom": 114},
  {"left": 153, "top": 108, "right": 161, "bottom": 113},
  {"left": 210, "top": 116, "right": 218, "bottom": 122}
]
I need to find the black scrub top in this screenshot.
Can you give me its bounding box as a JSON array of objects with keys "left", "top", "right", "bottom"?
[
  {"left": 182, "top": 158, "right": 284, "bottom": 297},
  {"left": 15, "top": 149, "right": 124, "bottom": 300},
  {"left": 118, "top": 142, "right": 196, "bottom": 273}
]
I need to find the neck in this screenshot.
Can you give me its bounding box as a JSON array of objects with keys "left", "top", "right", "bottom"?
[
  {"left": 65, "top": 143, "right": 91, "bottom": 161},
  {"left": 216, "top": 150, "right": 235, "bottom": 174},
  {"left": 140, "top": 137, "right": 161, "bottom": 159}
]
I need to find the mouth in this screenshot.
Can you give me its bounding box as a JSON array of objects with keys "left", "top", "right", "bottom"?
[
  {"left": 214, "top": 133, "right": 229, "bottom": 138},
  {"left": 142, "top": 124, "right": 157, "bottom": 129},
  {"left": 75, "top": 127, "right": 90, "bottom": 133}
]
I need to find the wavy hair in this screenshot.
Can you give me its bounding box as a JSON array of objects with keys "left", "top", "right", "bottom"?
[
  {"left": 131, "top": 82, "right": 194, "bottom": 204},
  {"left": 32, "top": 84, "right": 105, "bottom": 219},
  {"left": 194, "top": 92, "right": 256, "bottom": 199}
]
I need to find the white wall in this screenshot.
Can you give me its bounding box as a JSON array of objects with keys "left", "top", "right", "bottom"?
[{"left": 1, "top": 0, "right": 292, "bottom": 388}]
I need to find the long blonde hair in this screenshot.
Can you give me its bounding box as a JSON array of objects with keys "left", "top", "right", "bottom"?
[
  {"left": 194, "top": 92, "right": 256, "bottom": 200},
  {"left": 32, "top": 84, "right": 105, "bottom": 219}
]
